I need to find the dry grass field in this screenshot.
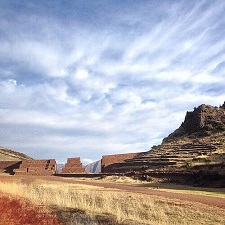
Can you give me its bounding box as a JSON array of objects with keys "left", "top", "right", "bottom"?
[
  {"left": 0, "top": 175, "right": 225, "bottom": 225},
  {"left": 0, "top": 191, "right": 62, "bottom": 225}
]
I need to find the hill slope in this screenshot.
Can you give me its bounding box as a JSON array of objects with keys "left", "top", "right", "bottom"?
[
  {"left": 104, "top": 102, "right": 225, "bottom": 181},
  {"left": 0, "top": 146, "right": 32, "bottom": 161}
]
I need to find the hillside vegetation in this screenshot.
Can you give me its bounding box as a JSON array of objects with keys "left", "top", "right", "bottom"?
[
  {"left": 0, "top": 146, "right": 32, "bottom": 161},
  {"left": 0, "top": 177, "right": 224, "bottom": 225}
]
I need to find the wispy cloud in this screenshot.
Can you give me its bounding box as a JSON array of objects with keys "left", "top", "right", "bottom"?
[{"left": 0, "top": 1, "right": 225, "bottom": 162}]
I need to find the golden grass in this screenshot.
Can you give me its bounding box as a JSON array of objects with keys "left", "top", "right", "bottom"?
[
  {"left": 0, "top": 178, "right": 224, "bottom": 225},
  {"left": 78, "top": 175, "right": 225, "bottom": 197}
]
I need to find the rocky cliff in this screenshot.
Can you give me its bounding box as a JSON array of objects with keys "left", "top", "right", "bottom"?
[{"left": 163, "top": 102, "right": 225, "bottom": 143}]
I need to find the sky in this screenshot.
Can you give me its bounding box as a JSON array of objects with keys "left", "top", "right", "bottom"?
[{"left": 1, "top": 0, "right": 225, "bottom": 165}]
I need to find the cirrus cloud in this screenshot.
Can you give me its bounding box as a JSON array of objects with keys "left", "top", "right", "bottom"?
[{"left": 0, "top": 0, "right": 225, "bottom": 163}]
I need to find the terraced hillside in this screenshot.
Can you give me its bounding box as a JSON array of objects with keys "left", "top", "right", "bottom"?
[
  {"left": 105, "top": 103, "right": 225, "bottom": 178},
  {"left": 0, "top": 146, "right": 32, "bottom": 161}
]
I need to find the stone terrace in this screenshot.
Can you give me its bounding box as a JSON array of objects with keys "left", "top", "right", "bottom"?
[
  {"left": 101, "top": 152, "right": 145, "bottom": 173},
  {"left": 103, "top": 143, "right": 224, "bottom": 174}
]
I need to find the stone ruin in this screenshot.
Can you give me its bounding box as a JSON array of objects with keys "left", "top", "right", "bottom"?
[
  {"left": 101, "top": 152, "right": 144, "bottom": 173},
  {"left": 14, "top": 159, "right": 56, "bottom": 176},
  {"left": 0, "top": 161, "right": 21, "bottom": 175},
  {"left": 62, "top": 157, "right": 85, "bottom": 173}
]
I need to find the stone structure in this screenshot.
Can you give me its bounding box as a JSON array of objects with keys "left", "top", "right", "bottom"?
[
  {"left": 101, "top": 152, "right": 144, "bottom": 173},
  {"left": 62, "top": 158, "right": 85, "bottom": 173},
  {"left": 0, "top": 161, "right": 21, "bottom": 174},
  {"left": 14, "top": 159, "right": 56, "bottom": 176}
]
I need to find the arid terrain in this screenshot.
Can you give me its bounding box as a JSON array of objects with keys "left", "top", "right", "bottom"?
[{"left": 0, "top": 174, "right": 224, "bottom": 225}]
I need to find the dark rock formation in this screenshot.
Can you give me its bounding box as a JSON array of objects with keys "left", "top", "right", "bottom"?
[{"left": 163, "top": 103, "right": 225, "bottom": 143}]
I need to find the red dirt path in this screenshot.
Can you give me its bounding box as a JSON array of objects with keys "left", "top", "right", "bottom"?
[
  {"left": 1, "top": 175, "right": 225, "bottom": 211},
  {"left": 40, "top": 176, "right": 225, "bottom": 210},
  {"left": 73, "top": 180, "right": 225, "bottom": 209}
]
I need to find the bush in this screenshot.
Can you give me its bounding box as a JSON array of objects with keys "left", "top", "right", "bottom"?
[
  {"left": 99, "top": 175, "right": 107, "bottom": 179},
  {"left": 207, "top": 115, "right": 213, "bottom": 119},
  {"left": 205, "top": 124, "right": 213, "bottom": 131},
  {"left": 186, "top": 162, "right": 192, "bottom": 167},
  {"left": 204, "top": 158, "right": 211, "bottom": 163}
]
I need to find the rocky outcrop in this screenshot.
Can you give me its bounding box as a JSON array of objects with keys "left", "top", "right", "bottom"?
[
  {"left": 163, "top": 103, "right": 225, "bottom": 143},
  {"left": 102, "top": 103, "right": 225, "bottom": 183}
]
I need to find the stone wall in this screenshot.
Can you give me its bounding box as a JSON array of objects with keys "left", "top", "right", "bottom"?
[
  {"left": 14, "top": 159, "right": 56, "bottom": 176},
  {"left": 62, "top": 158, "right": 85, "bottom": 173},
  {"left": 101, "top": 152, "right": 143, "bottom": 173},
  {"left": 0, "top": 161, "right": 21, "bottom": 174}
]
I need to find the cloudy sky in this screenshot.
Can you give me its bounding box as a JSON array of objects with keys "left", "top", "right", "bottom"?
[{"left": 1, "top": 0, "right": 225, "bottom": 164}]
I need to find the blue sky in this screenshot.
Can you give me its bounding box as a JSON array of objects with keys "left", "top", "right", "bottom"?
[{"left": 1, "top": 0, "right": 225, "bottom": 164}]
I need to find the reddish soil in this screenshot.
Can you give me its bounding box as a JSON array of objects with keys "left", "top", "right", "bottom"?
[
  {"left": 0, "top": 192, "right": 62, "bottom": 225},
  {"left": 15, "top": 175, "right": 223, "bottom": 210},
  {"left": 32, "top": 175, "right": 224, "bottom": 210},
  {"left": 1, "top": 175, "right": 225, "bottom": 212},
  {"left": 71, "top": 180, "right": 225, "bottom": 209}
]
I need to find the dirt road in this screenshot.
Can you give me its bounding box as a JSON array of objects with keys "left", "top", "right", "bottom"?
[
  {"left": 62, "top": 179, "right": 225, "bottom": 209},
  {"left": 1, "top": 175, "right": 225, "bottom": 209}
]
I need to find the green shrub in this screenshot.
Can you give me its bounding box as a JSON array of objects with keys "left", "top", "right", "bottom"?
[
  {"left": 204, "top": 158, "right": 211, "bottom": 163},
  {"left": 99, "top": 175, "right": 107, "bottom": 179},
  {"left": 186, "top": 161, "right": 192, "bottom": 167}
]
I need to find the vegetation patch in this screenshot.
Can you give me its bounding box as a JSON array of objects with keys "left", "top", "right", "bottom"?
[{"left": 0, "top": 178, "right": 224, "bottom": 225}]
